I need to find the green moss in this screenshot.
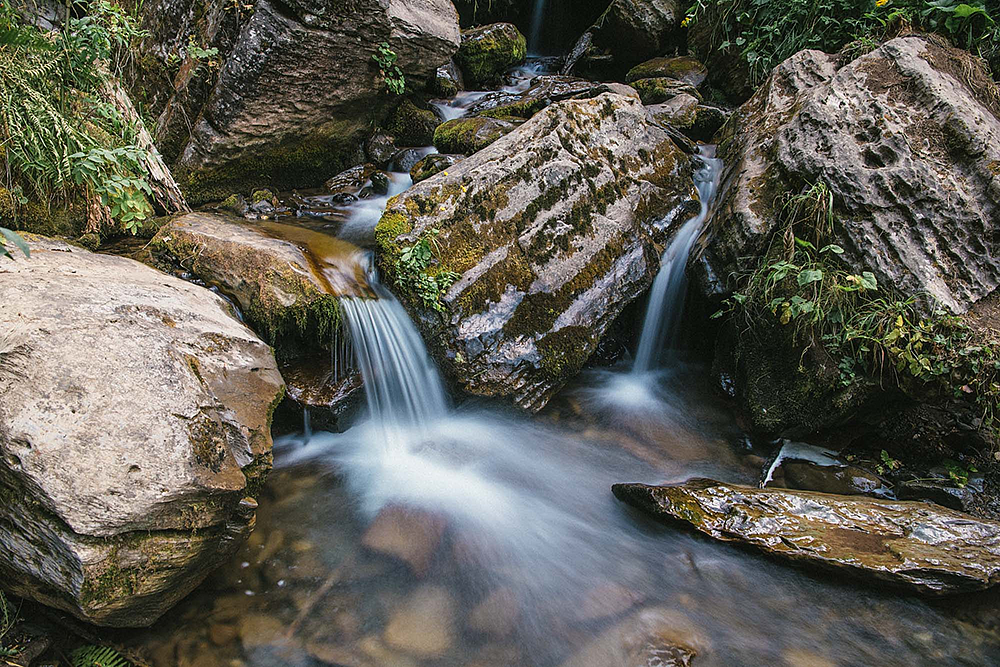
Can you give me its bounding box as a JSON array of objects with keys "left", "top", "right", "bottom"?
[
  {"left": 250, "top": 189, "right": 274, "bottom": 204},
  {"left": 432, "top": 75, "right": 459, "bottom": 98},
  {"left": 626, "top": 56, "right": 706, "bottom": 84},
  {"left": 242, "top": 450, "right": 274, "bottom": 500},
  {"left": 374, "top": 211, "right": 413, "bottom": 271},
  {"left": 537, "top": 326, "right": 595, "bottom": 380},
  {"left": 454, "top": 23, "right": 527, "bottom": 88},
  {"left": 630, "top": 78, "right": 702, "bottom": 105},
  {"left": 80, "top": 548, "right": 142, "bottom": 607},
  {"left": 384, "top": 99, "right": 440, "bottom": 146},
  {"left": 433, "top": 116, "right": 515, "bottom": 154}
]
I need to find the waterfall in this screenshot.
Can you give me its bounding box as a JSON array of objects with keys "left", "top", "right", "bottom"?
[
  {"left": 528, "top": 0, "right": 548, "bottom": 53},
  {"left": 339, "top": 282, "right": 449, "bottom": 431},
  {"left": 632, "top": 147, "right": 723, "bottom": 373}
]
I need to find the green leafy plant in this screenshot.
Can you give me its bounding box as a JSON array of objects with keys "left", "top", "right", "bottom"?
[
  {"left": 0, "top": 227, "right": 28, "bottom": 259},
  {"left": 70, "top": 644, "right": 132, "bottom": 667},
  {"left": 372, "top": 42, "right": 405, "bottom": 95},
  {"left": 876, "top": 449, "right": 902, "bottom": 474},
  {"left": 0, "top": 0, "right": 154, "bottom": 233},
  {"left": 396, "top": 228, "right": 460, "bottom": 311},
  {"left": 943, "top": 458, "right": 978, "bottom": 487}
]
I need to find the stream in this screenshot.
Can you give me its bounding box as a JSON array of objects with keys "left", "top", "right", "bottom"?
[{"left": 121, "top": 60, "right": 1000, "bottom": 667}]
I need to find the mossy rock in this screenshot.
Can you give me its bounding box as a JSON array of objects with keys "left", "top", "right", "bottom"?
[
  {"left": 455, "top": 22, "right": 527, "bottom": 88},
  {"left": 384, "top": 99, "right": 442, "bottom": 146},
  {"left": 626, "top": 56, "right": 708, "bottom": 86},
  {"left": 410, "top": 153, "right": 465, "bottom": 184},
  {"left": 630, "top": 77, "right": 702, "bottom": 105},
  {"left": 433, "top": 116, "right": 521, "bottom": 155},
  {"left": 432, "top": 75, "right": 459, "bottom": 98},
  {"left": 646, "top": 94, "right": 700, "bottom": 131}
]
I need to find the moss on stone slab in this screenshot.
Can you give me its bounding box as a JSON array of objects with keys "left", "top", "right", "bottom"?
[
  {"left": 433, "top": 116, "right": 518, "bottom": 154},
  {"left": 455, "top": 23, "right": 527, "bottom": 88},
  {"left": 384, "top": 99, "right": 441, "bottom": 146}
]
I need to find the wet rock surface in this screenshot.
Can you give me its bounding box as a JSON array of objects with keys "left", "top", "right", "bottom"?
[
  {"left": 0, "top": 237, "right": 284, "bottom": 626},
  {"left": 614, "top": 479, "right": 1000, "bottom": 594},
  {"left": 559, "top": 606, "right": 701, "bottom": 667},
  {"left": 455, "top": 22, "right": 527, "bottom": 88},
  {"left": 466, "top": 76, "right": 612, "bottom": 119},
  {"left": 377, "top": 92, "right": 695, "bottom": 411},
  {"left": 433, "top": 115, "right": 523, "bottom": 155},
  {"left": 626, "top": 56, "right": 708, "bottom": 86},
  {"left": 410, "top": 153, "right": 464, "bottom": 183}
]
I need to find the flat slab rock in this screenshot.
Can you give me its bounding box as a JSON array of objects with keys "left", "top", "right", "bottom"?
[
  {"left": 0, "top": 238, "right": 285, "bottom": 626},
  {"left": 613, "top": 479, "right": 1000, "bottom": 595}
]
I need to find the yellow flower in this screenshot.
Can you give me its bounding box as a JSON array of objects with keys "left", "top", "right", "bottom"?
[
  {"left": 876, "top": 0, "right": 888, "bottom": 7},
  {"left": 681, "top": 16, "right": 691, "bottom": 27}
]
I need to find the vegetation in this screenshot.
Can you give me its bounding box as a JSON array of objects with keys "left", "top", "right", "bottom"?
[
  {"left": 0, "top": 226, "right": 28, "bottom": 259},
  {"left": 70, "top": 645, "right": 132, "bottom": 667},
  {"left": 686, "top": 0, "right": 1000, "bottom": 86},
  {"left": 372, "top": 42, "right": 405, "bottom": 95},
  {"left": 716, "top": 181, "right": 1000, "bottom": 442},
  {"left": 0, "top": 591, "right": 19, "bottom": 658},
  {"left": 0, "top": 0, "right": 154, "bottom": 234},
  {"left": 396, "top": 228, "right": 460, "bottom": 312}
]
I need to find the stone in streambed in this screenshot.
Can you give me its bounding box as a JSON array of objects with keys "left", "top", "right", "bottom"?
[
  {"left": 383, "top": 585, "right": 457, "bottom": 658},
  {"left": 559, "top": 606, "right": 703, "bottom": 667},
  {"left": 468, "top": 76, "right": 614, "bottom": 119},
  {"left": 591, "top": 0, "right": 682, "bottom": 70},
  {"left": 384, "top": 99, "right": 441, "bottom": 146},
  {"left": 0, "top": 237, "right": 284, "bottom": 627},
  {"left": 455, "top": 22, "right": 527, "bottom": 88},
  {"left": 361, "top": 505, "right": 446, "bottom": 577},
  {"left": 626, "top": 56, "right": 708, "bottom": 86},
  {"left": 646, "top": 93, "right": 700, "bottom": 131},
  {"left": 467, "top": 587, "right": 520, "bottom": 638},
  {"left": 630, "top": 77, "right": 702, "bottom": 105},
  {"left": 410, "top": 153, "right": 464, "bottom": 184},
  {"left": 613, "top": 479, "right": 1000, "bottom": 594},
  {"left": 433, "top": 116, "right": 522, "bottom": 154}
]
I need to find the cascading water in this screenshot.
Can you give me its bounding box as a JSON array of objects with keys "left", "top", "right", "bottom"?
[
  {"left": 633, "top": 146, "right": 723, "bottom": 372},
  {"left": 528, "top": 0, "right": 549, "bottom": 54}
]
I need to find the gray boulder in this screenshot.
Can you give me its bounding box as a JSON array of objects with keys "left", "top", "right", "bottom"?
[
  {"left": 592, "top": 0, "right": 680, "bottom": 70},
  {"left": 614, "top": 479, "right": 1000, "bottom": 595},
  {"left": 375, "top": 92, "right": 696, "bottom": 411},
  {"left": 0, "top": 238, "right": 285, "bottom": 626}
]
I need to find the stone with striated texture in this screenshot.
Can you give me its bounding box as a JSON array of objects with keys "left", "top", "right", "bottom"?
[
  {"left": 410, "top": 153, "right": 464, "bottom": 184},
  {"left": 376, "top": 92, "right": 696, "bottom": 411},
  {"left": 626, "top": 56, "right": 708, "bottom": 86},
  {"left": 0, "top": 238, "right": 284, "bottom": 626},
  {"left": 630, "top": 77, "right": 701, "bottom": 105},
  {"left": 613, "top": 479, "right": 1000, "bottom": 594},
  {"left": 467, "top": 76, "right": 616, "bottom": 119}
]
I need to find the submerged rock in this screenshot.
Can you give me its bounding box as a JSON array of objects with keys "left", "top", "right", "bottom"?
[
  {"left": 0, "top": 238, "right": 284, "bottom": 626},
  {"left": 613, "top": 479, "right": 1000, "bottom": 594},
  {"left": 432, "top": 116, "right": 522, "bottom": 154},
  {"left": 703, "top": 36, "right": 1000, "bottom": 437},
  {"left": 143, "top": 0, "right": 460, "bottom": 203},
  {"left": 560, "top": 606, "right": 702, "bottom": 667},
  {"left": 152, "top": 213, "right": 371, "bottom": 356},
  {"left": 454, "top": 22, "right": 527, "bottom": 88},
  {"left": 383, "top": 585, "right": 457, "bottom": 658},
  {"left": 376, "top": 92, "right": 695, "bottom": 411},
  {"left": 410, "top": 153, "right": 464, "bottom": 184}
]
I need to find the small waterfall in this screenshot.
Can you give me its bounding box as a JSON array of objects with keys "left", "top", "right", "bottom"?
[
  {"left": 528, "top": 0, "right": 548, "bottom": 53},
  {"left": 339, "top": 282, "right": 449, "bottom": 430},
  {"left": 632, "top": 147, "right": 723, "bottom": 373}
]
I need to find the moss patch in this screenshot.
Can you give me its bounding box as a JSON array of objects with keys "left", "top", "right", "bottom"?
[
  {"left": 433, "top": 116, "right": 517, "bottom": 154},
  {"left": 454, "top": 23, "right": 527, "bottom": 88}
]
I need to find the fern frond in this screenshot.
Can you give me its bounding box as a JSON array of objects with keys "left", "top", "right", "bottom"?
[{"left": 69, "top": 644, "right": 133, "bottom": 667}]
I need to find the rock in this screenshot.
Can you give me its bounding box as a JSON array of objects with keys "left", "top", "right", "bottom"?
[
  {"left": 562, "top": 29, "right": 594, "bottom": 76},
  {"left": 433, "top": 59, "right": 464, "bottom": 97},
  {"left": 218, "top": 194, "right": 249, "bottom": 217},
  {"left": 365, "top": 132, "right": 399, "bottom": 169},
  {"left": 432, "top": 116, "right": 522, "bottom": 154},
  {"left": 454, "top": 23, "right": 527, "bottom": 88},
  {"left": 646, "top": 93, "right": 699, "bottom": 131},
  {"left": 762, "top": 441, "right": 892, "bottom": 497},
  {"left": 626, "top": 56, "right": 708, "bottom": 86},
  {"left": 592, "top": 0, "right": 681, "bottom": 70},
  {"left": 630, "top": 77, "right": 701, "bottom": 105},
  {"left": 687, "top": 4, "right": 754, "bottom": 103},
  {"left": 384, "top": 99, "right": 441, "bottom": 146},
  {"left": 410, "top": 153, "right": 464, "bottom": 184},
  {"left": 688, "top": 104, "right": 730, "bottom": 142},
  {"left": 209, "top": 623, "right": 239, "bottom": 646},
  {"left": 141, "top": 0, "right": 460, "bottom": 204},
  {"left": 376, "top": 92, "right": 695, "bottom": 410},
  {"left": 152, "top": 213, "right": 372, "bottom": 355},
  {"left": 325, "top": 164, "right": 376, "bottom": 194},
  {"left": 238, "top": 613, "right": 285, "bottom": 649},
  {"left": 613, "top": 479, "right": 1000, "bottom": 594},
  {"left": 559, "top": 606, "right": 701, "bottom": 667},
  {"left": 390, "top": 148, "right": 434, "bottom": 173},
  {"left": 701, "top": 36, "right": 1000, "bottom": 436},
  {"left": 898, "top": 476, "right": 985, "bottom": 513},
  {"left": 361, "top": 505, "right": 446, "bottom": 577},
  {"left": 467, "top": 76, "right": 611, "bottom": 119},
  {"left": 467, "top": 587, "right": 520, "bottom": 638},
  {"left": 575, "top": 582, "right": 647, "bottom": 622},
  {"left": 383, "top": 585, "right": 456, "bottom": 658},
  {"left": 0, "top": 238, "right": 284, "bottom": 626},
  {"left": 370, "top": 172, "right": 391, "bottom": 196}
]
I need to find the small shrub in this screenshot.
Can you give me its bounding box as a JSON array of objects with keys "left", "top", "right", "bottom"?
[
  {"left": 372, "top": 42, "right": 405, "bottom": 95},
  {"left": 395, "top": 228, "right": 460, "bottom": 312}
]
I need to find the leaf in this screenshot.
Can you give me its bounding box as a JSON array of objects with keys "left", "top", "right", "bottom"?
[
  {"left": 820, "top": 244, "right": 845, "bottom": 254},
  {"left": 860, "top": 271, "right": 878, "bottom": 290},
  {"left": 0, "top": 227, "right": 29, "bottom": 258},
  {"left": 797, "top": 268, "right": 824, "bottom": 285}
]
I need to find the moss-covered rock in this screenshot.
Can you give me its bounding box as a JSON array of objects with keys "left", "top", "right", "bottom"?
[
  {"left": 646, "top": 93, "right": 700, "bottom": 131},
  {"left": 410, "top": 153, "right": 465, "bottom": 184},
  {"left": 454, "top": 22, "right": 527, "bottom": 88},
  {"left": 433, "top": 116, "right": 521, "bottom": 154},
  {"left": 152, "top": 213, "right": 372, "bottom": 358},
  {"left": 377, "top": 92, "right": 696, "bottom": 411},
  {"left": 629, "top": 77, "right": 702, "bottom": 105},
  {"left": 626, "top": 55, "right": 708, "bottom": 86},
  {"left": 467, "top": 76, "right": 609, "bottom": 119},
  {"left": 384, "top": 99, "right": 442, "bottom": 146}
]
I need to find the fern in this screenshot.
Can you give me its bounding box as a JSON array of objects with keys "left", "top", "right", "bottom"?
[{"left": 69, "top": 645, "right": 132, "bottom": 667}]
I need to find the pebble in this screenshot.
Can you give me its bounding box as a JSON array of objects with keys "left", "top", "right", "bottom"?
[
  {"left": 383, "top": 585, "right": 457, "bottom": 658},
  {"left": 468, "top": 587, "right": 520, "bottom": 638},
  {"left": 237, "top": 613, "right": 285, "bottom": 648},
  {"left": 362, "top": 504, "right": 446, "bottom": 577}
]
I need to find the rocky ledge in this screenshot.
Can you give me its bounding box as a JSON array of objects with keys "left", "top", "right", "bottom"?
[{"left": 613, "top": 479, "right": 1000, "bottom": 595}]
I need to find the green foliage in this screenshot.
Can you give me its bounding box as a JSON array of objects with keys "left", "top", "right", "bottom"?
[
  {"left": 716, "top": 181, "right": 1000, "bottom": 440},
  {"left": 70, "top": 645, "right": 132, "bottom": 667},
  {"left": 687, "top": 0, "right": 1000, "bottom": 86},
  {"left": 0, "top": 0, "right": 154, "bottom": 233},
  {"left": 943, "top": 458, "right": 978, "bottom": 486},
  {"left": 0, "top": 590, "right": 20, "bottom": 656},
  {"left": 396, "top": 228, "right": 460, "bottom": 312},
  {"left": 372, "top": 42, "right": 405, "bottom": 95},
  {"left": 0, "top": 226, "right": 28, "bottom": 259},
  {"left": 877, "top": 449, "right": 902, "bottom": 474}
]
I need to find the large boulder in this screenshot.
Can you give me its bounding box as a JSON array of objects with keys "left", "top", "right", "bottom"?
[
  {"left": 152, "top": 213, "right": 372, "bottom": 357},
  {"left": 0, "top": 238, "right": 285, "bottom": 626},
  {"left": 701, "top": 36, "right": 1000, "bottom": 439},
  {"left": 454, "top": 22, "right": 527, "bottom": 88},
  {"left": 613, "top": 480, "right": 1000, "bottom": 595},
  {"left": 433, "top": 116, "right": 523, "bottom": 154},
  {"left": 138, "top": 0, "right": 460, "bottom": 204},
  {"left": 592, "top": 0, "right": 680, "bottom": 71},
  {"left": 375, "top": 92, "right": 696, "bottom": 411}
]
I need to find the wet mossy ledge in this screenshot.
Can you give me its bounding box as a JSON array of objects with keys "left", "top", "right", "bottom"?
[
  {"left": 374, "top": 92, "right": 697, "bottom": 411},
  {"left": 150, "top": 213, "right": 371, "bottom": 360}
]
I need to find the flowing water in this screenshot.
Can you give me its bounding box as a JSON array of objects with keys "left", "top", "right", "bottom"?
[
  {"left": 122, "top": 69, "right": 1000, "bottom": 667},
  {"left": 528, "top": 0, "right": 549, "bottom": 55}
]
